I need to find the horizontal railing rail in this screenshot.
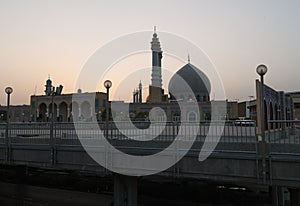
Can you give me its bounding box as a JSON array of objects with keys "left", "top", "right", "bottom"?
[
  {"left": 0, "top": 121, "right": 257, "bottom": 145},
  {"left": 0, "top": 121, "right": 259, "bottom": 158},
  {"left": 267, "top": 120, "right": 300, "bottom": 144}
]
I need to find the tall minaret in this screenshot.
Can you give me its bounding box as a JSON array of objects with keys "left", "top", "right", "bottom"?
[
  {"left": 151, "top": 26, "right": 163, "bottom": 88},
  {"left": 138, "top": 81, "right": 142, "bottom": 103},
  {"left": 45, "top": 76, "right": 53, "bottom": 96}
]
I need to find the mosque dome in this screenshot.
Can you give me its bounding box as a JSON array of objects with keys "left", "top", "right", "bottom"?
[{"left": 168, "top": 63, "right": 211, "bottom": 102}]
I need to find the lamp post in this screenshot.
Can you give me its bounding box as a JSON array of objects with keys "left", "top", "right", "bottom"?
[
  {"left": 256, "top": 64, "right": 268, "bottom": 142},
  {"left": 104, "top": 80, "right": 112, "bottom": 137},
  {"left": 50, "top": 86, "right": 57, "bottom": 165},
  {"left": 5, "top": 86, "right": 13, "bottom": 163},
  {"left": 5, "top": 87, "right": 13, "bottom": 121},
  {"left": 256, "top": 64, "right": 268, "bottom": 184}
]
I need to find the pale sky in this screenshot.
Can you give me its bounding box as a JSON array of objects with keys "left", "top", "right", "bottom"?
[{"left": 0, "top": 0, "right": 299, "bottom": 105}]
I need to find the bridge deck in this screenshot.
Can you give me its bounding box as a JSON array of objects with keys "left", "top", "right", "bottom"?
[{"left": 0, "top": 122, "right": 299, "bottom": 188}]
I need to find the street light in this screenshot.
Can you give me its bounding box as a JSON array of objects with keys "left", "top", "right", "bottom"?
[
  {"left": 5, "top": 86, "right": 13, "bottom": 163},
  {"left": 256, "top": 64, "right": 268, "bottom": 142},
  {"left": 50, "top": 86, "right": 57, "bottom": 165},
  {"left": 104, "top": 80, "right": 112, "bottom": 120},
  {"left": 5, "top": 87, "right": 13, "bottom": 94},
  {"left": 104, "top": 80, "right": 112, "bottom": 137},
  {"left": 104, "top": 80, "right": 112, "bottom": 101},
  {"left": 256, "top": 64, "right": 268, "bottom": 184},
  {"left": 5, "top": 87, "right": 13, "bottom": 118},
  {"left": 256, "top": 64, "right": 268, "bottom": 76},
  {"left": 5, "top": 87, "right": 13, "bottom": 123}
]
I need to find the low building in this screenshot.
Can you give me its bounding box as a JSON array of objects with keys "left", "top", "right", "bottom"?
[
  {"left": 287, "top": 92, "right": 300, "bottom": 120},
  {"left": 241, "top": 81, "right": 295, "bottom": 130},
  {"left": 0, "top": 105, "right": 30, "bottom": 122},
  {"left": 108, "top": 100, "right": 237, "bottom": 122},
  {"left": 30, "top": 78, "right": 107, "bottom": 122}
]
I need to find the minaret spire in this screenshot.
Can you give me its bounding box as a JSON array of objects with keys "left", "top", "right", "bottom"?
[
  {"left": 150, "top": 27, "right": 163, "bottom": 88},
  {"left": 188, "top": 53, "right": 190, "bottom": 63},
  {"left": 138, "top": 81, "right": 142, "bottom": 103}
]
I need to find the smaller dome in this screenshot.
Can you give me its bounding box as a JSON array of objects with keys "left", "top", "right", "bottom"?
[{"left": 168, "top": 63, "right": 211, "bottom": 102}]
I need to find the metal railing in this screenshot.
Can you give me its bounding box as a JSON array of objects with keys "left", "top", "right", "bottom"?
[
  {"left": 0, "top": 120, "right": 260, "bottom": 167},
  {"left": 0, "top": 123, "right": 6, "bottom": 144},
  {"left": 267, "top": 120, "right": 300, "bottom": 144},
  {"left": 0, "top": 121, "right": 257, "bottom": 145},
  {"left": 0, "top": 121, "right": 260, "bottom": 157}
]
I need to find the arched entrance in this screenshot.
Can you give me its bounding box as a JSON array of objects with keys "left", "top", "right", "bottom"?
[
  {"left": 38, "top": 103, "right": 47, "bottom": 122},
  {"left": 81, "top": 101, "right": 91, "bottom": 121},
  {"left": 264, "top": 100, "right": 268, "bottom": 131},
  {"left": 49, "top": 103, "right": 57, "bottom": 122},
  {"left": 72, "top": 102, "right": 79, "bottom": 121},
  {"left": 59, "top": 102, "right": 68, "bottom": 122},
  {"left": 188, "top": 111, "right": 197, "bottom": 122}
]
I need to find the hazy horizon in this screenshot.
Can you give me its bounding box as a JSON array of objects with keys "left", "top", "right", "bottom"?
[{"left": 0, "top": 0, "right": 299, "bottom": 105}]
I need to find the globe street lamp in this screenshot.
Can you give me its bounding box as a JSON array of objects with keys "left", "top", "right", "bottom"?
[
  {"left": 5, "top": 87, "right": 13, "bottom": 121},
  {"left": 256, "top": 64, "right": 268, "bottom": 184},
  {"left": 104, "top": 80, "right": 112, "bottom": 137},
  {"left": 256, "top": 64, "right": 268, "bottom": 142},
  {"left": 5, "top": 86, "right": 13, "bottom": 163},
  {"left": 104, "top": 80, "right": 112, "bottom": 101},
  {"left": 104, "top": 80, "right": 112, "bottom": 120},
  {"left": 5, "top": 86, "right": 13, "bottom": 124}
]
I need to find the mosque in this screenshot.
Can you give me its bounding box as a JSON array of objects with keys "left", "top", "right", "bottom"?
[
  {"left": 131, "top": 28, "right": 211, "bottom": 105},
  {"left": 115, "top": 29, "right": 234, "bottom": 122},
  {"left": 29, "top": 29, "right": 242, "bottom": 122},
  {"left": 28, "top": 29, "right": 298, "bottom": 124}
]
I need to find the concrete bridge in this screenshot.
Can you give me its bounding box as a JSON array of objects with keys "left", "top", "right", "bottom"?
[{"left": 0, "top": 121, "right": 300, "bottom": 206}]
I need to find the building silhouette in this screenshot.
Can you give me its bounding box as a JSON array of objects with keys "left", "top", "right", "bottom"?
[{"left": 28, "top": 28, "right": 296, "bottom": 123}]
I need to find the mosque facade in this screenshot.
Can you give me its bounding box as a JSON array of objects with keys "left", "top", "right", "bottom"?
[{"left": 30, "top": 83, "right": 107, "bottom": 122}]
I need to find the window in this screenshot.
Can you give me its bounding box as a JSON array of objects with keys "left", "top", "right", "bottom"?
[{"left": 188, "top": 112, "right": 197, "bottom": 122}]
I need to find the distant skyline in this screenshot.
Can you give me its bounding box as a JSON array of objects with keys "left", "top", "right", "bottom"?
[{"left": 0, "top": 0, "right": 299, "bottom": 105}]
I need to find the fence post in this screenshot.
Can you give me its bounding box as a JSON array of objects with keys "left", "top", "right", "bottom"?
[
  {"left": 50, "top": 122, "right": 56, "bottom": 165},
  {"left": 5, "top": 122, "right": 11, "bottom": 163}
]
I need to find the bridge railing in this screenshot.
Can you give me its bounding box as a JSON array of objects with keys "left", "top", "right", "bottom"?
[
  {"left": 0, "top": 121, "right": 257, "bottom": 147},
  {"left": 0, "top": 123, "right": 6, "bottom": 144},
  {"left": 267, "top": 120, "right": 300, "bottom": 144},
  {"left": 267, "top": 120, "right": 300, "bottom": 154}
]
